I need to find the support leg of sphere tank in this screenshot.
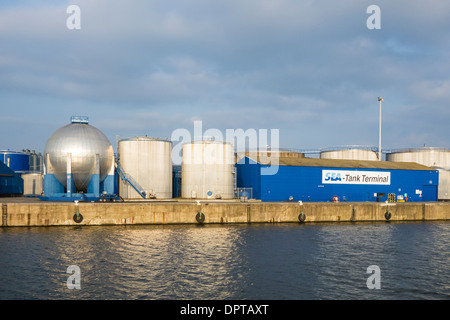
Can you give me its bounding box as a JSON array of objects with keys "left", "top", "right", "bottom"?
[{"left": 79, "top": 192, "right": 89, "bottom": 202}]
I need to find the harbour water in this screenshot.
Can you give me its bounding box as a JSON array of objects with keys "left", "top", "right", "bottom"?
[{"left": 0, "top": 221, "right": 448, "bottom": 300}]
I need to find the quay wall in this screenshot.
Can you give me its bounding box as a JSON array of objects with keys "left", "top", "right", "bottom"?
[{"left": 1, "top": 201, "right": 449, "bottom": 227}]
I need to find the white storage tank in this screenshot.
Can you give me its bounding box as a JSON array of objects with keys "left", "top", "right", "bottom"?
[
  {"left": 22, "top": 173, "right": 43, "bottom": 196},
  {"left": 436, "top": 168, "right": 450, "bottom": 201},
  {"left": 386, "top": 148, "right": 450, "bottom": 169},
  {"left": 320, "top": 146, "right": 379, "bottom": 161},
  {"left": 118, "top": 137, "right": 172, "bottom": 199},
  {"left": 386, "top": 148, "right": 450, "bottom": 201},
  {"left": 182, "top": 140, "right": 234, "bottom": 199}
]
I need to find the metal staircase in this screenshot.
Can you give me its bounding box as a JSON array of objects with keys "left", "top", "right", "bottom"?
[{"left": 114, "top": 157, "right": 148, "bottom": 199}]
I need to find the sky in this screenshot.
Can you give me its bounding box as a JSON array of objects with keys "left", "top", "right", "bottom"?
[{"left": 0, "top": 0, "right": 449, "bottom": 155}]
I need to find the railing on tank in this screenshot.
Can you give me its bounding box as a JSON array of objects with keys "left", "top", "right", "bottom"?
[
  {"left": 386, "top": 147, "right": 450, "bottom": 154},
  {"left": 320, "top": 145, "right": 379, "bottom": 152},
  {"left": 71, "top": 116, "right": 89, "bottom": 124}
]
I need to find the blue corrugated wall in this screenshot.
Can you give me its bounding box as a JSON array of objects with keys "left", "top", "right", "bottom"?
[
  {"left": 236, "top": 159, "right": 439, "bottom": 202},
  {"left": 172, "top": 165, "right": 182, "bottom": 198},
  {"left": 236, "top": 157, "right": 262, "bottom": 199},
  {"left": 0, "top": 160, "right": 24, "bottom": 196}
]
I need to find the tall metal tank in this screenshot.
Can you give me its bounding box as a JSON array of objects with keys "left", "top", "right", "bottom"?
[
  {"left": 320, "top": 146, "right": 379, "bottom": 161},
  {"left": 118, "top": 136, "right": 173, "bottom": 199},
  {"left": 28, "top": 150, "right": 43, "bottom": 173},
  {"left": 43, "top": 116, "right": 114, "bottom": 193},
  {"left": 22, "top": 173, "right": 43, "bottom": 196},
  {"left": 386, "top": 147, "right": 450, "bottom": 201},
  {"left": 386, "top": 148, "right": 450, "bottom": 168},
  {"left": 182, "top": 140, "right": 234, "bottom": 199},
  {"left": 0, "top": 150, "right": 30, "bottom": 173},
  {"left": 435, "top": 168, "right": 450, "bottom": 201}
]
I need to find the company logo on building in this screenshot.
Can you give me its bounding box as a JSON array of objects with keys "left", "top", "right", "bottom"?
[{"left": 322, "top": 170, "right": 391, "bottom": 185}]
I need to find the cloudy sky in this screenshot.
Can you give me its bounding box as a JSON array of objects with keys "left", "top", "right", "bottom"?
[{"left": 0, "top": 0, "right": 449, "bottom": 155}]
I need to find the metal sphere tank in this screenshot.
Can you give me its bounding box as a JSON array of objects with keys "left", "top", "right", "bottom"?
[{"left": 44, "top": 117, "right": 114, "bottom": 192}]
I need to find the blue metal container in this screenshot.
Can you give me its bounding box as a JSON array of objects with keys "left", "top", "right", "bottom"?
[{"left": 0, "top": 150, "right": 30, "bottom": 173}]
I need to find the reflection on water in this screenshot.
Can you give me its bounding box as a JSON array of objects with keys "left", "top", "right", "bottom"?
[{"left": 0, "top": 222, "right": 448, "bottom": 300}]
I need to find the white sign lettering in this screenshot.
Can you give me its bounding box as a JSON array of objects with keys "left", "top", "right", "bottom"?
[{"left": 322, "top": 170, "right": 391, "bottom": 185}]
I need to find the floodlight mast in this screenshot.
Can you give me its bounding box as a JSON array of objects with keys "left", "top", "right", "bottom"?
[{"left": 378, "top": 97, "right": 383, "bottom": 161}]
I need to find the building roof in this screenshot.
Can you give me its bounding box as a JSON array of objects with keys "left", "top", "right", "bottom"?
[
  {"left": 245, "top": 156, "right": 436, "bottom": 171},
  {"left": 0, "top": 160, "right": 16, "bottom": 176}
]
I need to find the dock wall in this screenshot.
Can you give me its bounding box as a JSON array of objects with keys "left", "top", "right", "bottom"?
[{"left": 1, "top": 201, "right": 449, "bottom": 227}]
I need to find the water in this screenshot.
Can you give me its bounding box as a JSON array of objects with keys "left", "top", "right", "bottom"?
[{"left": 0, "top": 221, "right": 449, "bottom": 300}]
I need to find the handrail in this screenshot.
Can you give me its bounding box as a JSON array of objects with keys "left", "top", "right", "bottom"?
[{"left": 114, "top": 161, "right": 148, "bottom": 199}]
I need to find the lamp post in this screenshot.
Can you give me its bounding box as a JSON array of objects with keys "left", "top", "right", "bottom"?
[{"left": 378, "top": 97, "right": 383, "bottom": 161}]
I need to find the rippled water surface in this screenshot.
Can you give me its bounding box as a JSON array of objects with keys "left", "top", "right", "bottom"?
[{"left": 0, "top": 222, "right": 449, "bottom": 299}]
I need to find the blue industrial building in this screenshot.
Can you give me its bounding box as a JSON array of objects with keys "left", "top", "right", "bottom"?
[
  {"left": 236, "top": 157, "right": 439, "bottom": 202},
  {"left": 0, "top": 160, "right": 24, "bottom": 196},
  {"left": 173, "top": 165, "right": 182, "bottom": 198}
]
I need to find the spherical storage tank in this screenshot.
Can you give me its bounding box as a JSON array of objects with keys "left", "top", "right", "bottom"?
[
  {"left": 182, "top": 140, "right": 234, "bottom": 199},
  {"left": 44, "top": 116, "right": 114, "bottom": 192},
  {"left": 118, "top": 137, "right": 172, "bottom": 199}
]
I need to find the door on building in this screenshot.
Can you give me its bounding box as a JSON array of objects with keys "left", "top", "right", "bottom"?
[{"left": 422, "top": 185, "right": 437, "bottom": 201}]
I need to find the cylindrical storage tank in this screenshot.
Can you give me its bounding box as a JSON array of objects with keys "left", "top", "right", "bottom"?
[
  {"left": 276, "top": 150, "right": 305, "bottom": 158},
  {"left": 235, "top": 149, "right": 304, "bottom": 163},
  {"left": 0, "top": 150, "right": 30, "bottom": 173},
  {"left": 320, "top": 147, "right": 379, "bottom": 161},
  {"left": 44, "top": 117, "right": 114, "bottom": 192},
  {"left": 29, "top": 151, "right": 43, "bottom": 173},
  {"left": 435, "top": 168, "right": 450, "bottom": 201},
  {"left": 182, "top": 140, "right": 234, "bottom": 199},
  {"left": 22, "top": 173, "right": 43, "bottom": 196},
  {"left": 386, "top": 148, "right": 450, "bottom": 169},
  {"left": 386, "top": 148, "right": 450, "bottom": 201},
  {"left": 118, "top": 137, "right": 172, "bottom": 199}
]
